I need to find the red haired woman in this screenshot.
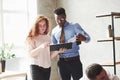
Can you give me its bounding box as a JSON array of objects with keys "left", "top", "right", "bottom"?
[{"left": 25, "top": 15, "right": 64, "bottom": 80}]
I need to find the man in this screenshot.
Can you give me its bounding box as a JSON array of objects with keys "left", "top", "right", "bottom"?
[
  {"left": 81, "top": 63, "right": 120, "bottom": 80},
  {"left": 51, "top": 7, "right": 90, "bottom": 80}
]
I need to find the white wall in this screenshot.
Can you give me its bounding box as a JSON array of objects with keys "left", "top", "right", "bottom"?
[{"left": 56, "top": 0, "right": 120, "bottom": 77}]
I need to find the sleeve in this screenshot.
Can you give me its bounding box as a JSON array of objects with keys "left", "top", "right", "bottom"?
[
  {"left": 26, "top": 39, "right": 45, "bottom": 58},
  {"left": 26, "top": 40, "right": 37, "bottom": 57},
  {"left": 107, "top": 71, "right": 120, "bottom": 80},
  {"left": 51, "top": 29, "right": 58, "bottom": 44},
  {"left": 26, "top": 39, "right": 36, "bottom": 53},
  {"left": 74, "top": 23, "right": 91, "bottom": 43},
  {"left": 112, "top": 75, "right": 120, "bottom": 80}
]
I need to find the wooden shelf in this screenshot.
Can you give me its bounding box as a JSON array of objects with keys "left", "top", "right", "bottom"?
[
  {"left": 96, "top": 12, "right": 120, "bottom": 18},
  {"left": 97, "top": 37, "right": 120, "bottom": 42},
  {"left": 115, "top": 37, "right": 120, "bottom": 40},
  {"left": 101, "top": 60, "right": 120, "bottom": 66},
  {"left": 97, "top": 39, "right": 113, "bottom": 42},
  {"left": 96, "top": 12, "right": 120, "bottom": 74}
]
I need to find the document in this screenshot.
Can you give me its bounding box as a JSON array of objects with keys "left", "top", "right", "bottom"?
[
  {"left": 68, "top": 36, "right": 76, "bottom": 43},
  {"left": 68, "top": 35, "right": 81, "bottom": 45}
]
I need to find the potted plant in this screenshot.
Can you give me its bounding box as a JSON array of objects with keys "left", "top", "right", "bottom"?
[{"left": 0, "top": 43, "right": 15, "bottom": 72}]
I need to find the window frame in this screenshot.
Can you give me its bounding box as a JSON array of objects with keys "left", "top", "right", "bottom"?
[{"left": 0, "top": 0, "right": 37, "bottom": 57}]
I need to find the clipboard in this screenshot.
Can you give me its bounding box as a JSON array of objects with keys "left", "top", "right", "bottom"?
[{"left": 50, "top": 42, "right": 72, "bottom": 51}]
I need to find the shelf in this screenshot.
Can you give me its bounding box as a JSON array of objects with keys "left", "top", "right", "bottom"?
[
  {"left": 101, "top": 60, "right": 120, "bottom": 66},
  {"left": 115, "top": 16, "right": 120, "bottom": 18},
  {"left": 97, "top": 37, "right": 120, "bottom": 42},
  {"left": 96, "top": 12, "right": 120, "bottom": 75},
  {"left": 97, "top": 39, "right": 113, "bottom": 42},
  {"left": 96, "top": 12, "right": 120, "bottom": 18},
  {"left": 115, "top": 37, "right": 120, "bottom": 40}
]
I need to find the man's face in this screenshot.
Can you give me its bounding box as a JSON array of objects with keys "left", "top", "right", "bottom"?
[
  {"left": 54, "top": 14, "right": 66, "bottom": 27},
  {"left": 95, "top": 69, "right": 109, "bottom": 80}
]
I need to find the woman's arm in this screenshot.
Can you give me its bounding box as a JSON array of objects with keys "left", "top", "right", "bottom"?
[{"left": 28, "top": 42, "right": 50, "bottom": 58}]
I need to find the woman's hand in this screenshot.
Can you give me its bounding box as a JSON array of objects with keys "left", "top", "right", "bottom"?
[
  {"left": 50, "top": 48, "right": 66, "bottom": 59},
  {"left": 39, "top": 42, "right": 50, "bottom": 48},
  {"left": 58, "top": 48, "right": 66, "bottom": 54}
]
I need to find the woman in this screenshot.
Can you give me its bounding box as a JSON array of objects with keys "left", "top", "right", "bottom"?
[{"left": 25, "top": 15, "right": 64, "bottom": 80}]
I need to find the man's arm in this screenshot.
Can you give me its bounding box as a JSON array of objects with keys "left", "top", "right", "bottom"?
[{"left": 74, "top": 23, "right": 91, "bottom": 43}]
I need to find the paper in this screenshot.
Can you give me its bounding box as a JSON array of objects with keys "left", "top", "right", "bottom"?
[{"left": 68, "top": 36, "right": 76, "bottom": 43}]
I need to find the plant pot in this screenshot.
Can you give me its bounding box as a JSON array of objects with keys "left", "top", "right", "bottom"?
[{"left": 0, "top": 60, "right": 6, "bottom": 72}]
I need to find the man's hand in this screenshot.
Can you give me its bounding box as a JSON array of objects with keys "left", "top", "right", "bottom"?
[
  {"left": 76, "top": 33, "right": 86, "bottom": 41},
  {"left": 76, "top": 34, "right": 86, "bottom": 45}
]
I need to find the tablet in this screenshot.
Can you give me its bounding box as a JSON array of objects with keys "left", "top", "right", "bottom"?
[{"left": 50, "top": 42, "right": 72, "bottom": 51}]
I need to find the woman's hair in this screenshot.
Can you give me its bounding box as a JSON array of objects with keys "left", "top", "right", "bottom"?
[
  {"left": 85, "top": 63, "right": 103, "bottom": 80},
  {"left": 26, "top": 15, "right": 50, "bottom": 41}
]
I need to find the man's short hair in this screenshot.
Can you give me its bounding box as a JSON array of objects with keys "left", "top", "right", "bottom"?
[
  {"left": 54, "top": 7, "right": 66, "bottom": 16},
  {"left": 85, "top": 63, "right": 103, "bottom": 80}
]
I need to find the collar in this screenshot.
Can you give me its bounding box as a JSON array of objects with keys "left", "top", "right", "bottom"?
[{"left": 59, "top": 21, "right": 69, "bottom": 28}]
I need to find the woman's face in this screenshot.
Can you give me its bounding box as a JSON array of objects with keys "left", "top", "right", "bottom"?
[{"left": 38, "top": 20, "right": 47, "bottom": 35}]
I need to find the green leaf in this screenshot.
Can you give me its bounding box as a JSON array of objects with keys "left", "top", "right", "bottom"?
[{"left": 0, "top": 43, "right": 15, "bottom": 60}]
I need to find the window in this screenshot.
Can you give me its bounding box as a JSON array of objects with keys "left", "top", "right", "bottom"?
[{"left": 0, "top": 0, "right": 37, "bottom": 57}]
